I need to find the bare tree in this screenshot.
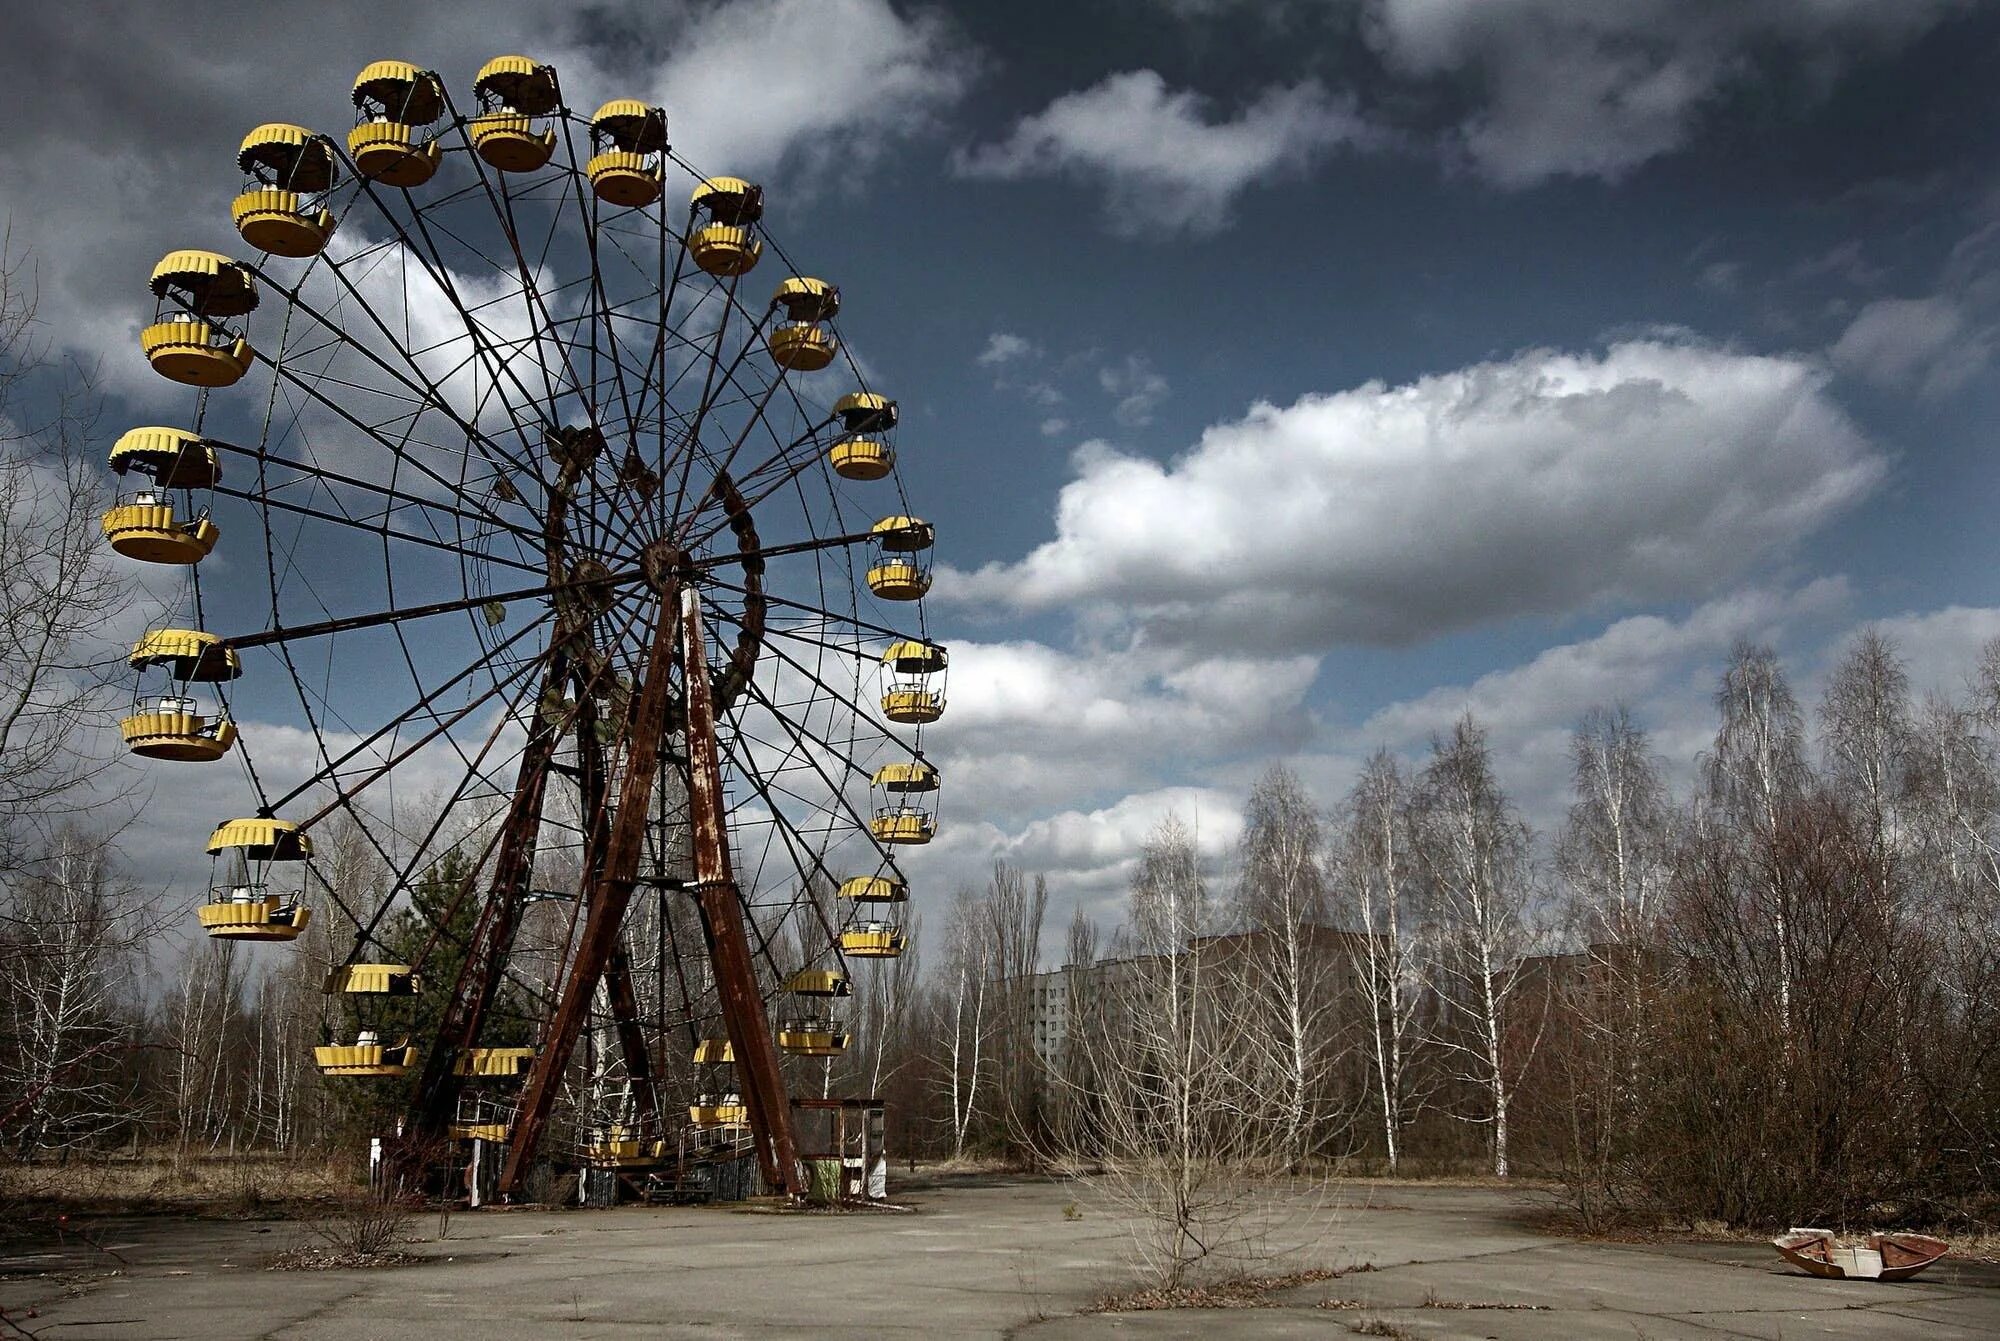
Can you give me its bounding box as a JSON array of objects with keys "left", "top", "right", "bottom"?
[
  {"left": 1558, "top": 707, "right": 1671, "bottom": 945},
  {"left": 1053, "top": 816, "right": 1324, "bottom": 1288},
  {"left": 0, "top": 236, "right": 137, "bottom": 875},
  {"left": 932, "top": 888, "right": 991, "bottom": 1159},
  {"left": 0, "top": 826, "right": 160, "bottom": 1154},
  {"left": 1702, "top": 641, "right": 1809, "bottom": 1023},
  {"left": 985, "top": 863, "right": 1047, "bottom": 1148},
  {"left": 1338, "top": 750, "right": 1427, "bottom": 1175},
  {"left": 1819, "top": 629, "right": 1912, "bottom": 915},
  {"left": 1233, "top": 764, "right": 1345, "bottom": 1168},
  {"left": 1414, "top": 715, "right": 1536, "bottom": 1179}
]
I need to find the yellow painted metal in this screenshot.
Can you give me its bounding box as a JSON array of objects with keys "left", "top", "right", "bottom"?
[
  {"left": 692, "top": 1038, "right": 734, "bottom": 1065},
  {"left": 149, "top": 251, "right": 258, "bottom": 316},
  {"left": 324, "top": 963, "right": 419, "bottom": 995},
  {"left": 347, "top": 123, "right": 441, "bottom": 186},
  {"left": 583, "top": 1127, "right": 667, "bottom": 1163},
  {"left": 837, "top": 875, "right": 909, "bottom": 903},
  {"left": 314, "top": 1040, "right": 417, "bottom": 1077},
  {"left": 207, "top": 817, "right": 310, "bottom": 859},
  {"left": 129, "top": 629, "right": 240, "bottom": 680},
  {"left": 475, "top": 56, "right": 560, "bottom": 114},
  {"left": 120, "top": 711, "right": 237, "bottom": 762},
  {"left": 769, "top": 324, "right": 837, "bottom": 371},
  {"left": 141, "top": 320, "right": 254, "bottom": 388},
  {"left": 352, "top": 61, "right": 445, "bottom": 124},
  {"left": 688, "top": 1101, "right": 749, "bottom": 1127},
  {"left": 777, "top": 1027, "right": 849, "bottom": 1057},
  {"left": 449, "top": 1121, "right": 512, "bottom": 1142},
  {"left": 196, "top": 897, "right": 311, "bottom": 941},
  {"left": 470, "top": 114, "right": 556, "bottom": 172},
  {"left": 784, "top": 969, "right": 850, "bottom": 996},
  {"left": 692, "top": 176, "right": 762, "bottom": 223},
  {"left": 872, "top": 760, "right": 939, "bottom": 792},
  {"left": 872, "top": 515, "right": 933, "bottom": 551},
  {"left": 237, "top": 124, "right": 338, "bottom": 192},
  {"left": 834, "top": 391, "right": 897, "bottom": 431},
  {"left": 841, "top": 925, "right": 909, "bottom": 958},
  {"left": 454, "top": 1047, "right": 536, "bottom": 1077},
  {"left": 689, "top": 223, "right": 762, "bottom": 277},
  {"left": 881, "top": 688, "right": 944, "bottom": 724},
  {"left": 870, "top": 810, "right": 934, "bottom": 844},
  {"left": 829, "top": 439, "right": 892, "bottom": 480},
  {"left": 774, "top": 276, "right": 839, "bottom": 322},
  {"left": 882, "top": 640, "right": 946, "bottom": 674},
  {"left": 587, "top": 150, "right": 663, "bottom": 207},
  {"left": 109, "top": 427, "right": 221, "bottom": 488},
  {"left": 590, "top": 100, "right": 666, "bottom": 152},
  {"left": 866, "top": 559, "right": 930, "bottom": 601},
  {"left": 232, "top": 189, "right": 336, "bottom": 258},
  {"left": 101, "top": 502, "right": 218, "bottom": 564}
]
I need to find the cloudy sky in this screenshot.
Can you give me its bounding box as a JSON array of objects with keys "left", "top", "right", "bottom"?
[{"left": 6, "top": 0, "right": 2000, "bottom": 933}]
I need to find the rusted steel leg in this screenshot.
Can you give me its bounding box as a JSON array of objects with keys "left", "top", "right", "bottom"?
[
  {"left": 500, "top": 585, "right": 682, "bottom": 1196},
  {"left": 681, "top": 587, "right": 804, "bottom": 1199},
  {"left": 404, "top": 649, "right": 570, "bottom": 1148}
]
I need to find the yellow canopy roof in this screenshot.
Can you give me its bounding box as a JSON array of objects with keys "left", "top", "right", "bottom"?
[
  {"left": 784, "top": 969, "right": 851, "bottom": 996},
  {"left": 882, "top": 640, "right": 947, "bottom": 672},
  {"left": 326, "top": 963, "right": 419, "bottom": 994},
  {"left": 871, "top": 515, "right": 934, "bottom": 550},
  {"left": 474, "top": 55, "right": 559, "bottom": 113},
  {"left": 149, "top": 250, "right": 258, "bottom": 316},
  {"left": 352, "top": 61, "right": 445, "bottom": 123},
  {"left": 774, "top": 275, "right": 839, "bottom": 321},
  {"left": 837, "top": 874, "right": 909, "bottom": 902},
  {"left": 873, "top": 761, "right": 939, "bottom": 791},
  {"left": 591, "top": 99, "right": 667, "bottom": 152},
  {"left": 207, "top": 816, "right": 310, "bottom": 859},
  {"left": 237, "top": 123, "right": 338, "bottom": 192},
  {"left": 109, "top": 427, "right": 221, "bottom": 487},
  {"left": 129, "top": 628, "right": 241, "bottom": 681}
]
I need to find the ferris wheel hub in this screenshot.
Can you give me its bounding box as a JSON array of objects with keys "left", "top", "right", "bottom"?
[{"left": 641, "top": 539, "right": 687, "bottom": 592}]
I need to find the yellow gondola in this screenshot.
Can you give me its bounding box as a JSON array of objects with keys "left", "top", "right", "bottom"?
[
  {"left": 869, "top": 808, "right": 934, "bottom": 845},
  {"left": 880, "top": 639, "right": 946, "bottom": 724},
  {"left": 233, "top": 123, "right": 339, "bottom": 257},
  {"left": 689, "top": 176, "right": 765, "bottom": 276},
  {"left": 455, "top": 1047, "right": 537, "bottom": 1078},
  {"left": 768, "top": 276, "right": 839, "bottom": 370},
  {"left": 471, "top": 55, "right": 558, "bottom": 173},
  {"left": 348, "top": 60, "right": 445, "bottom": 186},
  {"left": 692, "top": 1038, "right": 734, "bottom": 1065},
  {"left": 121, "top": 629, "right": 239, "bottom": 762},
  {"left": 587, "top": 99, "right": 666, "bottom": 207},
  {"left": 199, "top": 816, "right": 312, "bottom": 940},
  {"left": 143, "top": 251, "right": 256, "bottom": 387}
]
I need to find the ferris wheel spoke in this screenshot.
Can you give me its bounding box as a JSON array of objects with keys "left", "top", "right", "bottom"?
[
  {"left": 712, "top": 728, "right": 845, "bottom": 991},
  {"left": 253, "top": 260, "right": 553, "bottom": 499},
  {"left": 267, "top": 607, "right": 556, "bottom": 817},
  {"left": 701, "top": 573, "right": 927, "bottom": 646},
  {"left": 225, "top": 564, "right": 644, "bottom": 651}
]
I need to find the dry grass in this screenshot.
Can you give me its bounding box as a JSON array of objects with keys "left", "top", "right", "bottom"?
[
  {"left": 1, "top": 1153, "right": 368, "bottom": 1225},
  {"left": 1091, "top": 1266, "right": 1359, "bottom": 1312}
]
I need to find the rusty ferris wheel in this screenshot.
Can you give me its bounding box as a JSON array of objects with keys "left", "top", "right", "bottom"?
[{"left": 100, "top": 55, "right": 947, "bottom": 1198}]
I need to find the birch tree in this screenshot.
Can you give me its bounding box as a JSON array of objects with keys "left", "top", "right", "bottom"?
[
  {"left": 1233, "top": 764, "right": 1343, "bottom": 1168},
  {"left": 932, "top": 888, "right": 991, "bottom": 1159},
  {"left": 1338, "top": 750, "right": 1427, "bottom": 1174},
  {"left": 1415, "top": 715, "right": 1535, "bottom": 1179}
]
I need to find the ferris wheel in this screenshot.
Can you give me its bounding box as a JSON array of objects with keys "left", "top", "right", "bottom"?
[{"left": 100, "top": 55, "right": 948, "bottom": 1198}]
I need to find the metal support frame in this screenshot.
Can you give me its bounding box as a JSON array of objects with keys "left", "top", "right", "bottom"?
[
  {"left": 500, "top": 581, "right": 683, "bottom": 1195},
  {"left": 681, "top": 587, "right": 804, "bottom": 1198}
]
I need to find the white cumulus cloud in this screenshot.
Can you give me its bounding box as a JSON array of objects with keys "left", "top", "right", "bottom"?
[
  {"left": 944, "top": 339, "right": 1885, "bottom": 651},
  {"left": 955, "top": 70, "right": 1378, "bottom": 236}
]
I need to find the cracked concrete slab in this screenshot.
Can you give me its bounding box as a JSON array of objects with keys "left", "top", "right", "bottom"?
[{"left": 2, "top": 1180, "right": 1993, "bottom": 1339}]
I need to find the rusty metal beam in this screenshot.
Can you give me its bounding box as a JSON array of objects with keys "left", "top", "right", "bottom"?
[
  {"left": 499, "top": 582, "right": 682, "bottom": 1195},
  {"left": 681, "top": 587, "right": 803, "bottom": 1199},
  {"left": 404, "top": 648, "right": 571, "bottom": 1146}
]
